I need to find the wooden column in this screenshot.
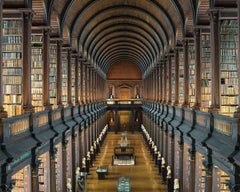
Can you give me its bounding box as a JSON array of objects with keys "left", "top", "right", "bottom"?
[
  {"left": 193, "top": 27, "right": 201, "bottom": 109},
  {"left": 50, "top": 147, "right": 57, "bottom": 192},
  {"left": 43, "top": 28, "right": 51, "bottom": 110},
  {"left": 22, "top": 11, "right": 34, "bottom": 113},
  {"left": 178, "top": 141, "right": 183, "bottom": 192},
  {"left": 80, "top": 61, "right": 83, "bottom": 104},
  {"left": 174, "top": 49, "right": 179, "bottom": 105},
  {"left": 208, "top": 9, "right": 220, "bottom": 112},
  {"left": 188, "top": 149, "right": 196, "bottom": 192},
  {"left": 183, "top": 40, "right": 189, "bottom": 107},
  {"left": 234, "top": 0, "right": 240, "bottom": 117},
  {"left": 205, "top": 163, "right": 213, "bottom": 192},
  {"left": 57, "top": 40, "right": 62, "bottom": 107}
]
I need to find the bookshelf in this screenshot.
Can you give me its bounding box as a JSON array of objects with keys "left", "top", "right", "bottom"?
[
  {"left": 66, "top": 137, "right": 72, "bottom": 179},
  {"left": 171, "top": 56, "right": 175, "bottom": 103},
  {"left": 220, "top": 19, "right": 238, "bottom": 116},
  {"left": 178, "top": 48, "right": 184, "bottom": 105},
  {"left": 71, "top": 57, "right": 76, "bottom": 105},
  {"left": 61, "top": 49, "right": 68, "bottom": 106},
  {"left": 78, "top": 60, "right": 81, "bottom": 102},
  {"left": 188, "top": 43, "right": 196, "bottom": 108},
  {"left": 38, "top": 153, "right": 50, "bottom": 192},
  {"left": 31, "top": 34, "right": 43, "bottom": 112},
  {"left": 49, "top": 42, "right": 57, "bottom": 108},
  {"left": 2, "top": 19, "right": 23, "bottom": 117},
  {"left": 200, "top": 29, "right": 211, "bottom": 111},
  {"left": 55, "top": 143, "right": 63, "bottom": 192},
  {"left": 195, "top": 152, "right": 206, "bottom": 192},
  {"left": 213, "top": 166, "right": 230, "bottom": 192},
  {"left": 12, "top": 166, "right": 31, "bottom": 192}
]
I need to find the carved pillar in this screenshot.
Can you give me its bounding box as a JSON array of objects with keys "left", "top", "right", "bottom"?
[
  {"left": 204, "top": 162, "right": 213, "bottom": 192},
  {"left": 57, "top": 40, "right": 62, "bottom": 107},
  {"left": 31, "top": 160, "right": 38, "bottom": 192},
  {"left": 208, "top": 9, "right": 220, "bottom": 112},
  {"left": 188, "top": 148, "right": 196, "bottom": 192},
  {"left": 174, "top": 49, "right": 179, "bottom": 105},
  {"left": 72, "top": 133, "right": 77, "bottom": 192},
  {"left": 178, "top": 141, "right": 183, "bottom": 192},
  {"left": 183, "top": 40, "right": 189, "bottom": 107},
  {"left": 22, "top": 11, "right": 34, "bottom": 113},
  {"left": 193, "top": 28, "right": 201, "bottom": 109},
  {"left": 0, "top": 1, "right": 7, "bottom": 118},
  {"left": 50, "top": 147, "right": 57, "bottom": 192},
  {"left": 43, "top": 28, "right": 51, "bottom": 110},
  {"left": 234, "top": 0, "right": 240, "bottom": 117}
]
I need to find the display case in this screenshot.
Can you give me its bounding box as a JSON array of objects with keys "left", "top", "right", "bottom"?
[
  {"left": 49, "top": 42, "right": 57, "bottom": 108},
  {"left": 31, "top": 34, "right": 43, "bottom": 112},
  {"left": 188, "top": 43, "right": 196, "bottom": 108},
  {"left": 2, "top": 19, "right": 23, "bottom": 116},
  {"left": 219, "top": 19, "right": 238, "bottom": 116},
  {"left": 200, "top": 29, "right": 212, "bottom": 111},
  {"left": 61, "top": 49, "right": 68, "bottom": 106}
]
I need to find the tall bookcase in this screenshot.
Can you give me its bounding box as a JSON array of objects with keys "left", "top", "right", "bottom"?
[
  {"left": 213, "top": 166, "right": 230, "bottom": 192},
  {"left": 178, "top": 48, "right": 184, "bottom": 105},
  {"left": 171, "top": 56, "right": 175, "bottom": 103},
  {"left": 195, "top": 152, "right": 206, "bottom": 192},
  {"left": 200, "top": 29, "right": 212, "bottom": 112},
  {"left": 188, "top": 43, "right": 196, "bottom": 108},
  {"left": 38, "top": 153, "right": 50, "bottom": 192},
  {"left": 61, "top": 49, "right": 68, "bottom": 106},
  {"left": 12, "top": 165, "right": 31, "bottom": 192},
  {"left": 219, "top": 19, "right": 238, "bottom": 116},
  {"left": 49, "top": 42, "right": 57, "bottom": 108},
  {"left": 71, "top": 57, "right": 76, "bottom": 105},
  {"left": 31, "top": 34, "right": 43, "bottom": 112},
  {"left": 2, "top": 19, "right": 23, "bottom": 117}
]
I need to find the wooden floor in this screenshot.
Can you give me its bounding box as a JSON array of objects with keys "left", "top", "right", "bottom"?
[{"left": 85, "top": 131, "right": 168, "bottom": 192}]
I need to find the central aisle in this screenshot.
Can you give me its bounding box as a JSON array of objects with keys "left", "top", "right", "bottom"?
[{"left": 85, "top": 131, "right": 168, "bottom": 192}]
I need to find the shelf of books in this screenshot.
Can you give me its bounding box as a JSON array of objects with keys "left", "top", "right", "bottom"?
[
  {"left": 66, "top": 137, "right": 72, "bottom": 179},
  {"left": 49, "top": 42, "right": 57, "bottom": 108},
  {"left": 171, "top": 56, "right": 175, "bottom": 103},
  {"left": 178, "top": 48, "right": 184, "bottom": 105},
  {"left": 188, "top": 42, "right": 196, "bottom": 108},
  {"left": 12, "top": 165, "right": 31, "bottom": 192},
  {"left": 31, "top": 34, "right": 43, "bottom": 112},
  {"left": 78, "top": 60, "right": 81, "bottom": 102},
  {"left": 62, "top": 49, "right": 68, "bottom": 106},
  {"left": 195, "top": 152, "right": 206, "bottom": 192},
  {"left": 220, "top": 19, "right": 238, "bottom": 117},
  {"left": 71, "top": 57, "right": 76, "bottom": 105},
  {"left": 200, "top": 29, "right": 211, "bottom": 112},
  {"left": 55, "top": 143, "right": 63, "bottom": 192},
  {"left": 2, "top": 19, "right": 23, "bottom": 117},
  {"left": 213, "top": 166, "right": 230, "bottom": 192},
  {"left": 38, "top": 153, "right": 50, "bottom": 192}
]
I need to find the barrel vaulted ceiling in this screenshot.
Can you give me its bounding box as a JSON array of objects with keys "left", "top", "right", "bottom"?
[{"left": 3, "top": 0, "right": 237, "bottom": 78}]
